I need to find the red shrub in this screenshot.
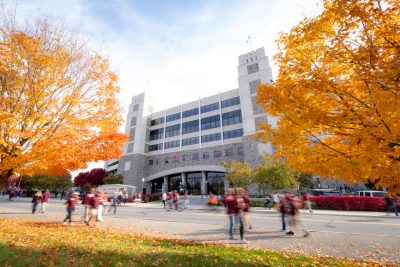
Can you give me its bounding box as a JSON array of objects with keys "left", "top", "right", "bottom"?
[{"left": 309, "top": 196, "right": 387, "bottom": 211}]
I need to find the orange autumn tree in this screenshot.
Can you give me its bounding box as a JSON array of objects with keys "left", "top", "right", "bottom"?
[
  {"left": 0, "top": 16, "right": 127, "bottom": 182},
  {"left": 257, "top": 0, "right": 400, "bottom": 192}
]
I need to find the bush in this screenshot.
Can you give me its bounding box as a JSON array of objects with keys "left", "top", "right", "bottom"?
[
  {"left": 142, "top": 192, "right": 162, "bottom": 203},
  {"left": 250, "top": 199, "right": 265, "bottom": 207},
  {"left": 309, "top": 196, "right": 387, "bottom": 211}
]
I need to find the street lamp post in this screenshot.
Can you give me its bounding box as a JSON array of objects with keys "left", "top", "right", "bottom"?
[
  {"left": 192, "top": 181, "right": 194, "bottom": 195},
  {"left": 218, "top": 181, "right": 220, "bottom": 195},
  {"left": 141, "top": 177, "right": 145, "bottom": 194}
]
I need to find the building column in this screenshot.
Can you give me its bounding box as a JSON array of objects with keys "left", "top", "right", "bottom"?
[
  {"left": 201, "top": 171, "right": 207, "bottom": 195},
  {"left": 163, "top": 176, "right": 168, "bottom": 192}
]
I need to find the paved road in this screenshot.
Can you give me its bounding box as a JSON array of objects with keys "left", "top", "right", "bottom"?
[{"left": 1, "top": 197, "right": 399, "bottom": 264}]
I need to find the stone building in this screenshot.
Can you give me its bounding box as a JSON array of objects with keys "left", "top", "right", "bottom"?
[{"left": 105, "top": 47, "right": 277, "bottom": 195}]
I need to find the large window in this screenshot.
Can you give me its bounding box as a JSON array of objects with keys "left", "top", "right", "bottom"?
[
  {"left": 221, "top": 97, "right": 240, "bottom": 109},
  {"left": 201, "top": 133, "right": 221, "bottom": 143},
  {"left": 182, "top": 120, "right": 199, "bottom": 134},
  {"left": 166, "top": 112, "right": 181, "bottom": 122},
  {"left": 222, "top": 110, "right": 242, "bottom": 126},
  {"left": 149, "top": 128, "right": 164, "bottom": 141},
  {"left": 165, "top": 140, "right": 180, "bottom": 149},
  {"left": 186, "top": 172, "right": 202, "bottom": 195},
  {"left": 226, "top": 148, "right": 233, "bottom": 156},
  {"left": 165, "top": 124, "right": 180, "bottom": 138},
  {"left": 151, "top": 117, "right": 164, "bottom": 126},
  {"left": 201, "top": 115, "right": 220, "bottom": 130},
  {"left": 223, "top": 128, "right": 243, "bottom": 139},
  {"left": 247, "top": 63, "right": 259, "bottom": 74},
  {"left": 182, "top": 137, "right": 199, "bottom": 146},
  {"left": 203, "top": 152, "right": 210, "bottom": 159},
  {"left": 149, "top": 143, "right": 163, "bottom": 152},
  {"left": 200, "top": 102, "right": 219, "bottom": 113},
  {"left": 207, "top": 172, "right": 225, "bottom": 195},
  {"left": 182, "top": 108, "right": 199, "bottom": 118}
]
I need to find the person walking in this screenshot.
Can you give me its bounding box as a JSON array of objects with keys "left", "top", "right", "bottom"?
[
  {"left": 162, "top": 192, "right": 167, "bottom": 208},
  {"left": 285, "top": 194, "right": 310, "bottom": 237},
  {"left": 96, "top": 192, "right": 105, "bottom": 222},
  {"left": 41, "top": 189, "right": 51, "bottom": 213},
  {"left": 183, "top": 192, "right": 189, "bottom": 209},
  {"left": 235, "top": 189, "right": 247, "bottom": 243},
  {"left": 224, "top": 188, "right": 237, "bottom": 240},
  {"left": 108, "top": 191, "right": 118, "bottom": 214},
  {"left": 278, "top": 194, "right": 288, "bottom": 232},
  {"left": 385, "top": 193, "right": 399, "bottom": 216},
  {"left": 31, "top": 191, "right": 43, "bottom": 214},
  {"left": 82, "top": 188, "right": 95, "bottom": 223},
  {"left": 86, "top": 193, "right": 99, "bottom": 226},
  {"left": 239, "top": 188, "right": 252, "bottom": 230},
  {"left": 302, "top": 192, "right": 313, "bottom": 213},
  {"left": 63, "top": 192, "right": 79, "bottom": 225}
]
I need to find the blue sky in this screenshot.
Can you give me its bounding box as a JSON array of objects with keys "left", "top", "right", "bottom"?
[{"left": 10, "top": 0, "right": 323, "bottom": 173}]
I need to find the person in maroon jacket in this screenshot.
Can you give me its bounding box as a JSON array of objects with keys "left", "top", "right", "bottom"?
[
  {"left": 41, "top": 189, "right": 51, "bottom": 213},
  {"left": 32, "top": 191, "right": 43, "bottom": 214},
  {"left": 82, "top": 188, "right": 95, "bottom": 223},
  {"left": 224, "top": 188, "right": 240, "bottom": 240},
  {"left": 239, "top": 188, "right": 252, "bottom": 230},
  {"left": 86, "top": 193, "right": 99, "bottom": 226},
  {"left": 63, "top": 192, "right": 79, "bottom": 225}
]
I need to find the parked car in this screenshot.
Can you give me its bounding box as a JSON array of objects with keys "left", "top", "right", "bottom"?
[
  {"left": 355, "top": 190, "right": 386, "bottom": 197},
  {"left": 309, "top": 189, "right": 341, "bottom": 196}
]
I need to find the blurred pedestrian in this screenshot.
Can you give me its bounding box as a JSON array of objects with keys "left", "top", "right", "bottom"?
[
  {"left": 162, "top": 192, "right": 167, "bottom": 208},
  {"left": 385, "top": 193, "right": 399, "bottom": 216},
  {"left": 63, "top": 192, "right": 79, "bottom": 225},
  {"left": 183, "top": 192, "right": 189, "bottom": 209},
  {"left": 108, "top": 191, "right": 118, "bottom": 214},
  {"left": 302, "top": 192, "right": 313, "bottom": 213},
  {"left": 86, "top": 193, "right": 99, "bottom": 226},
  {"left": 285, "top": 194, "right": 310, "bottom": 237},
  {"left": 31, "top": 191, "right": 42, "bottom": 214},
  {"left": 224, "top": 188, "right": 237, "bottom": 240},
  {"left": 278, "top": 194, "right": 288, "bottom": 232},
  {"left": 239, "top": 188, "right": 252, "bottom": 230},
  {"left": 82, "top": 188, "right": 95, "bottom": 223},
  {"left": 97, "top": 192, "right": 106, "bottom": 222},
  {"left": 41, "top": 189, "right": 51, "bottom": 213}
]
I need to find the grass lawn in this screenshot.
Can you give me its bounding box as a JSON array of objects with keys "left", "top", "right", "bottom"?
[{"left": 0, "top": 219, "right": 385, "bottom": 266}]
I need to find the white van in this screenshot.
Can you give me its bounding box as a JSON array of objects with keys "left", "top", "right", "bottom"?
[{"left": 355, "top": 191, "right": 386, "bottom": 197}]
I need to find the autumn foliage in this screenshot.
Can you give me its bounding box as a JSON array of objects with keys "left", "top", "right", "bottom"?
[
  {"left": 74, "top": 168, "right": 108, "bottom": 187},
  {"left": 0, "top": 15, "right": 127, "bottom": 181},
  {"left": 257, "top": 0, "right": 400, "bottom": 192}
]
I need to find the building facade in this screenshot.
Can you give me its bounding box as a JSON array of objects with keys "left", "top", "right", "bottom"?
[{"left": 105, "top": 47, "right": 277, "bottom": 195}]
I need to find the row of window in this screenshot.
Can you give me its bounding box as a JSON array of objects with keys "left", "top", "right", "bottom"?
[
  {"left": 150, "top": 97, "right": 241, "bottom": 125},
  {"left": 166, "top": 112, "right": 181, "bottom": 122},
  {"left": 149, "top": 110, "right": 242, "bottom": 140},
  {"left": 221, "top": 97, "right": 240, "bottom": 109},
  {"left": 148, "top": 129, "right": 243, "bottom": 151},
  {"left": 148, "top": 147, "right": 244, "bottom": 165}
]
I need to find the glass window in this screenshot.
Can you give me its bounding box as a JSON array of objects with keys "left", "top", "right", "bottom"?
[
  {"left": 129, "top": 128, "right": 136, "bottom": 141},
  {"left": 151, "top": 117, "right": 164, "bottom": 126},
  {"left": 182, "top": 137, "right": 199, "bottom": 146},
  {"left": 213, "top": 150, "right": 222, "bottom": 158},
  {"left": 182, "top": 120, "right": 199, "bottom": 134},
  {"left": 164, "top": 156, "right": 169, "bottom": 164},
  {"left": 226, "top": 148, "right": 233, "bottom": 156},
  {"left": 132, "top": 104, "right": 139, "bottom": 112},
  {"left": 149, "top": 159, "right": 153, "bottom": 166},
  {"left": 247, "top": 63, "right": 259, "bottom": 74},
  {"left": 201, "top": 115, "right": 220, "bottom": 130},
  {"left": 187, "top": 172, "right": 202, "bottom": 195},
  {"left": 221, "top": 97, "right": 240, "bottom": 109},
  {"left": 150, "top": 128, "right": 164, "bottom": 141},
  {"left": 164, "top": 140, "right": 180, "bottom": 149},
  {"left": 182, "top": 155, "right": 188, "bottom": 161},
  {"left": 223, "top": 128, "right": 243, "bottom": 139},
  {"left": 249, "top": 79, "right": 261, "bottom": 94},
  {"left": 182, "top": 108, "right": 199, "bottom": 118},
  {"left": 201, "top": 133, "right": 221, "bottom": 143},
  {"left": 192, "top": 153, "right": 199, "bottom": 160},
  {"left": 222, "top": 110, "right": 242, "bottom": 126},
  {"left": 200, "top": 102, "right": 219, "bottom": 113},
  {"left": 165, "top": 124, "right": 180, "bottom": 138},
  {"left": 130, "top": 116, "right": 137, "bottom": 126},
  {"left": 203, "top": 152, "right": 210, "bottom": 159},
  {"left": 238, "top": 147, "right": 244, "bottom": 156},
  {"left": 149, "top": 143, "right": 163, "bottom": 152},
  {"left": 166, "top": 112, "right": 181, "bottom": 122}
]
